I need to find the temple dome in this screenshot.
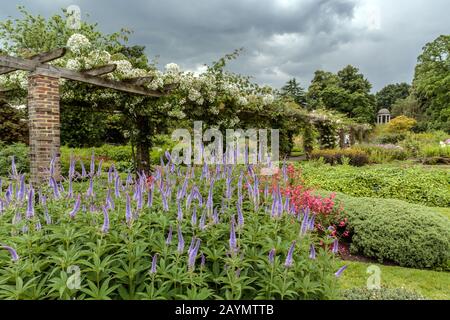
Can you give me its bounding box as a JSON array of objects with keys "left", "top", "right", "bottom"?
[{"left": 377, "top": 108, "right": 390, "bottom": 115}]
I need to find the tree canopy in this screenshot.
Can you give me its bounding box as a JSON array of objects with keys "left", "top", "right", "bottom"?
[
  {"left": 307, "top": 65, "right": 376, "bottom": 123},
  {"left": 413, "top": 34, "right": 450, "bottom": 132}
]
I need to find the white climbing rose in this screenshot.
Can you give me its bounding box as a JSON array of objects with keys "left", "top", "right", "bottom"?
[
  {"left": 165, "top": 63, "right": 181, "bottom": 74},
  {"left": 66, "top": 33, "right": 91, "bottom": 54}
]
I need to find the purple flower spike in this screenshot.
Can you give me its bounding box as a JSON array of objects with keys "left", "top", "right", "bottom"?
[
  {"left": 90, "top": 152, "right": 95, "bottom": 177},
  {"left": 229, "top": 217, "right": 238, "bottom": 255},
  {"left": 26, "top": 187, "right": 35, "bottom": 219},
  {"left": 268, "top": 248, "right": 276, "bottom": 265},
  {"left": 80, "top": 160, "right": 87, "bottom": 178},
  {"left": 166, "top": 225, "right": 173, "bottom": 245},
  {"left": 101, "top": 206, "right": 110, "bottom": 233},
  {"left": 284, "top": 241, "right": 296, "bottom": 268},
  {"left": 200, "top": 253, "right": 206, "bottom": 269},
  {"left": 332, "top": 239, "right": 339, "bottom": 254},
  {"left": 237, "top": 203, "right": 244, "bottom": 227},
  {"left": 69, "top": 194, "right": 81, "bottom": 219},
  {"left": 335, "top": 265, "right": 348, "bottom": 278},
  {"left": 1, "top": 245, "right": 19, "bottom": 262},
  {"left": 191, "top": 206, "right": 197, "bottom": 226},
  {"left": 199, "top": 212, "right": 206, "bottom": 230},
  {"left": 150, "top": 254, "right": 158, "bottom": 274},
  {"left": 188, "top": 238, "right": 201, "bottom": 271},
  {"left": 11, "top": 156, "right": 18, "bottom": 179},
  {"left": 125, "top": 193, "right": 133, "bottom": 225},
  {"left": 177, "top": 225, "right": 184, "bottom": 254},
  {"left": 309, "top": 244, "right": 316, "bottom": 260}
]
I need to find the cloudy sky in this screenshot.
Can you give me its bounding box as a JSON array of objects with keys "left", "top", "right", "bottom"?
[{"left": 1, "top": 0, "right": 449, "bottom": 91}]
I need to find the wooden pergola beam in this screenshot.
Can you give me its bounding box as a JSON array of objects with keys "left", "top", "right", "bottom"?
[
  {"left": 0, "top": 48, "right": 66, "bottom": 75},
  {"left": 82, "top": 64, "right": 116, "bottom": 76},
  {"left": 0, "top": 54, "right": 163, "bottom": 97}
]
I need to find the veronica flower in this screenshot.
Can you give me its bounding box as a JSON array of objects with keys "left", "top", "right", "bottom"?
[
  {"left": 26, "top": 186, "right": 34, "bottom": 219},
  {"left": 86, "top": 177, "right": 94, "bottom": 198},
  {"left": 69, "top": 154, "right": 76, "bottom": 179},
  {"left": 97, "top": 159, "right": 103, "bottom": 177},
  {"left": 191, "top": 205, "right": 197, "bottom": 226},
  {"left": 199, "top": 212, "right": 206, "bottom": 230},
  {"left": 150, "top": 254, "right": 158, "bottom": 274},
  {"left": 0, "top": 199, "right": 4, "bottom": 215},
  {"left": 11, "top": 156, "right": 18, "bottom": 180},
  {"left": 101, "top": 206, "right": 110, "bottom": 233},
  {"left": 125, "top": 194, "right": 132, "bottom": 225},
  {"left": 237, "top": 202, "right": 244, "bottom": 227},
  {"left": 166, "top": 225, "right": 173, "bottom": 245},
  {"left": 300, "top": 208, "right": 310, "bottom": 235},
  {"left": 284, "top": 241, "right": 296, "bottom": 268},
  {"left": 177, "top": 200, "right": 183, "bottom": 221},
  {"left": 43, "top": 201, "right": 51, "bottom": 225},
  {"left": 50, "top": 177, "right": 60, "bottom": 199},
  {"left": 335, "top": 265, "right": 348, "bottom": 278},
  {"left": 35, "top": 220, "right": 42, "bottom": 231},
  {"left": 177, "top": 225, "right": 184, "bottom": 254},
  {"left": 89, "top": 152, "right": 95, "bottom": 177},
  {"left": 200, "top": 253, "right": 206, "bottom": 269},
  {"left": 268, "top": 248, "right": 276, "bottom": 265},
  {"left": 332, "top": 239, "right": 339, "bottom": 254},
  {"left": 17, "top": 175, "right": 26, "bottom": 202},
  {"left": 106, "top": 189, "right": 115, "bottom": 210},
  {"left": 136, "top": 187, "right": 143, "bottom": 211},
  {"left": 108, "top": 164, "right": 115, "bottom": 184},
  {"left": 309, "top": 244, "right": 316, "bottom": 260},
  {"left": 114, "top": 176, "right": 121, "bottom": 198},
  {"left": 212, "top": 207, "right": 219, "bottom": 224},
  {"left": 188, "top": 238, "right": 201, "bottom": 271},
  {"left": 49, "top": 156, "right": 55, "bottom": 177},
  {"left": 69, "top": 194, "right": 81, "bottom": 218},
  {"left": 1, "top": 245, "right": 19, "bottom": 262},
  {"left": 80, "top": 160, "right": 87, "bottom": 178},
  {"left": 67, "top": 177, "right": 73, "bottom": 199},
  {"left": 308, "top": 214, "right": 316, "bottom": 231},
  {"left": 229, "top": 217, "right": 238, "bottom": 255}
]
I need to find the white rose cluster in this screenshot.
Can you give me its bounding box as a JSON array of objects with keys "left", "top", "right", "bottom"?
[
  {"left": 262, "top": 94, "right": 274, "bottom": 105},
  {"left": 165, "top": 63, "right": 180, "bottom": 74},
  {"left": 66, "top": 33, "right": 91, "bottom": 54}
]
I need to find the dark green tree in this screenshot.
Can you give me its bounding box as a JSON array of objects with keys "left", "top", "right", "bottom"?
[
  {"left": 412, "top": 35, "right": 450, "bottom": 132},
  {"left": 0, "top": 101, "right": 28, "bottom": 144},
  {"left": 280, "top": 78, "right": 307, "bottom": 106},
  {"left": 376, "top": 83, "right": 411, "bottom": 110},
  {"left": 307, "top": 66, "right": 375, "bottom": 123}
]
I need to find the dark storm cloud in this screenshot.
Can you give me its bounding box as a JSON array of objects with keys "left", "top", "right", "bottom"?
[{"left": 1, "top": 0, "right": 449, "bottom": 91}]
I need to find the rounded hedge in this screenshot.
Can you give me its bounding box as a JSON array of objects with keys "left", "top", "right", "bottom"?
[
  {"left": 341, "top": 287, "right": 425, "bottom": 300},
  {"left": 328, "top": 192, "right": 450, "bottom": 269}
]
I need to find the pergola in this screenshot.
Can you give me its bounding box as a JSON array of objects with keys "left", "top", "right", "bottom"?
[{"left": 0, "top": 48, "right": 170, "bottom": 184}]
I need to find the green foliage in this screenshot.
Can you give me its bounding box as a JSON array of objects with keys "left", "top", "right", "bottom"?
[
  {"left": 357, "top": 144, "right": 408, "bottom": 163},
  {"left": 413, "top": 34, "right": 450, "bottom": 132},
  {"left": 341, "top": 287, "right": 425, "bottom": 300},
  {"left": 329, "top": 193, "right": 450, "bottom": 269},
  {"left": 0, "top": 143, "right": 29, "bottom": 177},
  {"left": 0, "top": 102, "right": 28, "bottom": 144},
  {"left": 310, "top": 148, "right": 369, "bottom": 167},
  {"left": 307, "top": 66, "right": 376, "bottom": 123},
  {"left": 280, "top": 78, "right": 307, "bottom": 107},
  {"left": 376, "top": 83, "right": 411, "bottom": 110},
  {"left": 391, "top": 95, "right": 422, "bottom": 119},
  {"left": 299, "top": 162, "right": 450, "bottom": 207}
]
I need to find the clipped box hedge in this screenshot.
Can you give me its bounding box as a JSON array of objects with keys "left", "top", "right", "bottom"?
[{"left": 319, "top": 191, "right": 450, "bottom": 269}]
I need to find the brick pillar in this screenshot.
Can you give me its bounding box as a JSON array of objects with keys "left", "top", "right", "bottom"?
[{"left": 28, "top": 73, "right": 61, "bottom": 184}]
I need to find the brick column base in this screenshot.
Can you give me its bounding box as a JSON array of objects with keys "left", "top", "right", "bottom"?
[{"left": 28, "top": 73, "right": 61, "bottom": 184}]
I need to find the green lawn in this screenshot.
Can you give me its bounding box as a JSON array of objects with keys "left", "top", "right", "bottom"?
[{"left": 337, "top": 261, "right": 450, "bottom": 300}]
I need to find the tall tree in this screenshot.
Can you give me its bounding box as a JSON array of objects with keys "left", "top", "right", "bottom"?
[
  {"left": 280, "top": 78, "right": 307, "bottom": 107},
  {"left": 376, "top": 83, "right": 411, "bottom": 110},
  {"left": 307, "top": 66, "right": 375, "bottom": 123},
  {"left": 412, "top": 35, "right": 450, "bottom": 132}
]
